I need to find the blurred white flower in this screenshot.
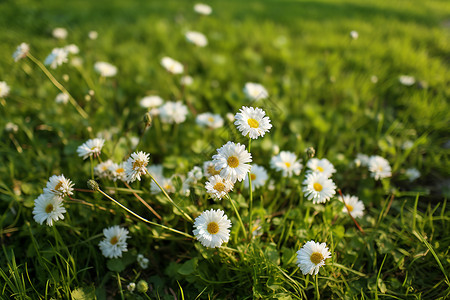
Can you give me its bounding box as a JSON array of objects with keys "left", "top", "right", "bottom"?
[
  {"left": 226, "top": 113, "right": 235, "bottom": 122},
  {"left": 64, "top": 44, "right": 79, "bottom": 54},
  {"left": 196, "top": 112, "right": 224, "bottom": 129},
  {"left": 402, "top": 140, "right": 414, "bottom": 150},
  {"left": 44, "top": 48, "right": 68, "bottom": 69},
  {"left": 350, "top": 30, "right": 359, "bottom": 39},
  {"left": 234, "top": 106, "right": 272, "bottom": 139},
  {"left": 55, "top": 93, "right": 69, "bottom": 104},
  {"left": 193, "top": 209, "right": 231, "bottom": 248},
  {"left": 94, "top": 61, "right": 117, "bottom": 77},
  {"left": 127, "top": 282, "right": 136, "bottom": 292},
  {"left": 52, "top": 27, "right": 68, "bottom": 39},
  {"left": 71, "top": 57, "right": 83, "bottom": 67},
  {"left": 185, "top": 31, "right": 208, "bottom": 47},
  {"left": 303, "top": 172, "right": 336, "bottom": 204},
  {"left": 212, "top": 141, "right": 252, "bottom": 183},
  {"left": 244, "top": 164, "right": 268, "bottom": 191},
  {"left": 297, "top": 240, "right": 331, "bottom": 275},
  {"left": 187, "top": 166, "right": 203, "bottom": 181},
  {"left": 98, "top": 226, "right": 129, "bottom": 258},
  {"left": 77, "top": 138, "right": 105, "bottom": 160},
  {"left": 0, "top": 81, "right": 11, "bottom": 98},
  {"left": 95, "top": 159, "right": 113, "bottom": 179},
  {"left": 159, "top": 101, "right": 189, "bottom": 124},
  {"left": 161, "top": 56, "right": 183, "bottom": 74},
  {"left": 270, "top": 151, "right": 302, "bottom": 177},
  {"left": 181, "top": 75, "right": 194, "bottom": 86},
  {"left": 370, "top": 75, "right": 378, "bottom": 83},
  {"left": 88, "top": 31, "right": 98, "bottom": 40},
  {"left": 137, "top": 254, "right": 149, "bottom": 269},
  {"left": 194, "top": 3, "right": 212, "bottom": 15},
  {"left": 368, "top": 155, "right": 392, "bottom": 180},
  {"left": 205, "top": 175, "right": 234, "bottom": 200},
  {"left": 306, "top": 158, "right": 336, "bottom": 178},
  {"left": 354, "top": 153, "right": 370, "bottom": 167},
  {"left": 140, "top": 95, "right": 163, "bottom": 110},
  {"left": 33, "top": 193, "right": 66, "bottom": 226},
  {"left": 399, "top": 75, "right": 415, "bottom": 86},
  {"left": 243, "top": 82, "right": 269, "bottom": 101},
  {"left": 340, "top": 194, "right": 365, "bottom": 218},
  {"left": 12, "top": 43, "right": 29, "bottom": 62},
  {"left": 405, "top": 168, "right": 420, "bottom": 181},
  {"left": 203, "top": 160, "right": 221, "bottom": 177},
  {"left": 109, "top": 162, "right": 126, "bottom": 182},
  {"left": 5, "top": 122, "right": 19, "bottom": 133}
]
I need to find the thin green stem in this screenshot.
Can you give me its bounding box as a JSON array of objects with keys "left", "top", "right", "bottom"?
[
  {"left": 226, "top": 194, "right": 247, "bottom": 238},
  {"left": 248, "top": 138, "right": 253, "bottom": 240},
  {"left": 97, "top": 188, "right": 194, "bottom": 239},
  {"left": 117, "top": 273, "right": 124, "bottom": 300},
  {"left": 315, "top": 274, "right": 320, "bottom": 300},
  {"left": 145, "top": 169, "right": 193, "bottom": 223},
  {"left": 27, "top": 53, "right": 89, "bottom": 119},
  {"left": 89, "top": 156, "right": 94, "bottom": 180}
]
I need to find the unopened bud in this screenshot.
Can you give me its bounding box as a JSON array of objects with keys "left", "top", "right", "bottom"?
[
  {"left": 87, "top": 179, "right": 99, "bottom": 191},
  {"left": 143, "top": 112, "right": 152, "bottom": 128},
  {"left": 137, "top": 280, "right": 148, "bottom": 293},
  {"left": 305, "top": 147, "right": 315, "bottom": 158}
]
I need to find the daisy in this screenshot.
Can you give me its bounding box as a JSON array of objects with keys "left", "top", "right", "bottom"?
[
  {"left": 139, "top": 95, "right": 163, "bottom": 110},
  {"left": 296, "top": 240, "right": 332, "bottom": 275},
  {"left": 196, "top": 112, "right": 224, "bottom": 129},
  {"left": 225, "top": 113, "right": 235, "bottom": 122},
  {"left": 127, "top": 283, "right": 136, "bottom": 292},
  {"left": 5, "top": 122, "right": 19, "bottom": 133},
  {"left": 212, "top": 141, "right": 252, "bottom": 183},
  {"left": 306, "top": 158, "right": 336, "bottom": 178},
  {"left": 180, "top": 75, "right": 194, "bottom": 86},
  {"left": 12, "top": 43, "right": 29, "bottom": 62},
  {"left": 350, "top": 30, "right": 359, "bottom": 39},
  {"left": 44, "top": 174, "right": 74, "bottom": 197},
  {"left": 234, "top": 106, "right": 272, "bottom": 139},
  {"left": 368, "top": 155, "right": 392, "bottom": 180},
  {"left": 205, "top": 175, "right": 234, "bottom": 200},
  {"left": 64, "top": 44, "right": 79, "bottom": 54},
  {"left": 94, "top": 159, "right": 113, "bottom": 179},
  {"left": 109, "top": 162, "right": 126, "bottom": 182},
  {"left": 354, "top": 153, "right": 370, "bottom": 167},
  {"left": 137, "top": 254, "right": 149, "bottom": 269},
  {"left": 44, "top": 48, "right": 68, "bottom": 69},
  {"left": 243, "top": 82, "right": 269, "bottom": 101},
  {"left": 203, "top": 160, "right": 222, "bottom": 177},
  {"left": 193, "top": 209, "right": 231, "bottom": 248},
  {"left": 0, "top": 81, "right": 10, "bottom": 98},
  {"left": 55, "top": 93, "right": 69, "bottom": 104},
  {"left": 76, "top": 138, "right": 105, "bottom": 160},
  {"left": 147, "top": 165, "right": 175, "bottom": 194},
  {"left": 88, "top": 31, "right": 98, "bottom": 40},
  {"left": 405, "top": 167, "right": 420, "bottom": 182},
  {"left": 340, "top": 194, "right": 364, "bottom": 218},
  {"left": 399, "top": 75, "right": 415, "bottom": 86},
  {"left": 185, "top": 31, "right": 208, "bottom": 47},
  {"left": 187, "top": 166, "right": 203, "bottom": 182},
  {"left": 124, "top": 151, "right": 150, "bottom": 183},
  {"left": 52, "top": 27, "right": 68, "bottom": 39},
  {"left": 244, "top": 164, "right": 268, "bottom": 190},
  {"left": 302, "top": 172, "right": 336, "bottom": 204},
  {"left": 33, "top": 193, "right": 66, "bottom": 226},
  {"left": 98, "top": 225, "right": 129, "bottom": 258},
  {"left": 161, "top": 56, "right": 183, "bottom": 74},
  {"left": 194, "top": 3, "right": 212, "bottom": 15},
  {"left": 159, "top": 101, "right": 189, "bottom": 124},
  {"left": 270, "top": 151, "right": 302, "bottom": 177},
  {"left": 94, "top": 61, "right": 117, "bottom": 77}
]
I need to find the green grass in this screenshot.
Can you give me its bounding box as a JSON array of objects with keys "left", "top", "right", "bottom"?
[{"left": 1, "top": 0, "right": 449, "bottom": 299}]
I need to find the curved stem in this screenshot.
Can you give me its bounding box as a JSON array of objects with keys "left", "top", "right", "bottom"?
[{"left": 123, "top": 181, "right": 162, "bottom": 220}]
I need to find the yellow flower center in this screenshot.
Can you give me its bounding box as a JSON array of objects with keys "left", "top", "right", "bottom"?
[
  {"left": 116, "top": 168, "right": 124, "bottom": 174},
  {"left": 208, "top": 117, "right": 214, "bottom": 123},
  {"left": 346, "top": 204, "right": 354, "bottom": 212},
  {"left": 54, "top": 181, "right": 63, "bottom": 191},
  {"left": 213, "top": 182, "right": 226, "bottom": 192},
  {"left": 90, "top": 146, "right": 97, "bottom": 151},
  {"left": 285, "top": 162, "right": 291, "bottom": 168},
  {"left": 164, "top": 184, "right": 172, "bottom": 190},
  {"left": 310, "top": 252, "right": 324, "bottom": 265},
  {"left": 45, "top": 204, "right": 54, "bottom": 213},
  {"left": 110, "top": 236, "right": 119, "bottom": 245},
  {"left": 313, "top": 182, "right": 323, "bottom": 192},
  {"left": 207, "top": 222, "right": 219, "bottom": 234},
  {"left": 247, "top": 118, "right": 259, "bottom": 128},
  {"left": 316, "top": 166, "right": 324, "bottom": 172},
  {"left": 133, "top": 160, "right": 147, "bottom": 170},
  {"left": 207, "top": 165, "right": 221, "bottom": 176},
  {"left": 250, "top": 173, "right": 257, "bottom": 181},
  {"left": 227, "top": 156, "right": 239, "bottom": 168}
]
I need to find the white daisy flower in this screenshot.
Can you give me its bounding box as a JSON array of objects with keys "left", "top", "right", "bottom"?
[
  {"left": 147, "top": 165, "right": 175, "bottom": 194},
  {"left": 52, "top": 27, "right": 68, "bottom": 39},
  {"left": 159, "top": 101, "right": 189, "bottom": 124},
  {"left": 94, "top": 159, "right": 113, "bottom": 179},
  {"left": 124, "top": 151, "right": 150, "bottom": 183},
  {"left": 270, "top": 151, "right": 302, "bottom": 177},
  {"left": 193, "top": 209, "right": 231, "bottom": 248},
  {"left": 13, "top": 43, "right": 29, "bottom": 62},
  {"left": 399, "top": 75, "right": 415, "bottom": 86},
  {"left": 350, "top": 30, "right": 359, "bottom": 39},
  {"left": 94, "top": 61, "right": 117, "bottom": 77},
  {"left": 243, "top": 82, "right": 269, "bottom": 101},
  {"left": 203, "top": 160, "right": 222, "bottom": 177},
  {"left": 44, "top": 48, "right": 68, "bottom": 69},
  {"left": 55, "top": 92, "right": 69, "bottom": 104},
  {"left": 180, "top": 75, "right": 194, "bottom": 86},
  {"left": 98, "top": 225, "right": 129, "bottom": 258},
  {"left": 185, "top": 31, "right": 208, "bottom": 47},
  {"left": 405, "top": 167, "right": 420, "bottom": 182},
  {"left": 205, "top": 175, "right": 234, "bottom": 200},
  {"left": 194, "top": 3, "right": 212, "bottom": 15},
  {"left": 354, "top": 153, "right": 370, "bottom": 167},
  {"left": 187, "top": 166, "right": 203, "bottom": 182},
  {"left": 88, "top": 31, "right": 98, "bottom": 40},
  {"left": 76, "top": 138, "right": 105, "bottom": 160},
  {"left": 64, "top": 44, "right": 79, "bottom": 54},
  {"left": 306, "top": 158, "right": 336, "bottom": 178},
  {"left": 340, "top": 194, "right": 364, "bottom": 218},
  {"left": 368, "top": 155, "right": 392, "bottom": 180},
  {"left": 402, "top": 140, "right": 414, "bottom": 150},
  {"left": 127, "top": 282, "right": 136, "bottom": 292},
  {"left": 139, "top": 95, "right": 163, "bottom": 111},
  {"left": 225, "top": 113, "right": 235, "bottom": 122},
  {"left": 212, "top": 141, "right": 252, "bottom": 183},
  {"left": 44, "top": 174, "right": 74, "bottom": 197},
  {"left": 296, "top": 240, "right": 332, "bottom": 275},
  {"left": 244, "top": 164, "right": 268, "bottom": 191},
  {"left": 0, "top": 81, "right": 11, "bottom": 98},
  {"left": 302, "top": 172, "right": 336, "bottom": 204},
  {"left": 108, "top": 162, "right": 126, "bottom": 182},
  {"left": 161, "top": 56, "right": 183, "bottom": 74},
  {"left": 33, "top": 193, "right": 66, "bottom": 226},
  {"left": 196, "top": 112, "right": 224, "bottom": 129},
  {"left": 5, "top": 122, "right": 19, "bottom": 133},
  {"left": 137, "top": 254, "right": 149, "bottom": 269},
  {"left": 234, "top": 106, "right": 272, "bottom": 139}
]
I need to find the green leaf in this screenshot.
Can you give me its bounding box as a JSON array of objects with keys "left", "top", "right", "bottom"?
[
  {"left": 178, "top": 258, "right": 198, "bottom": 276},
  {"left": 107, "top": 258, "right": 126, "bottom": 272}
]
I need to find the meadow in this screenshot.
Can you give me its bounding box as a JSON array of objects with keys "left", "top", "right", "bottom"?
[{"left": 0, "top": 0, "right": 449, "bottom": 299}]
